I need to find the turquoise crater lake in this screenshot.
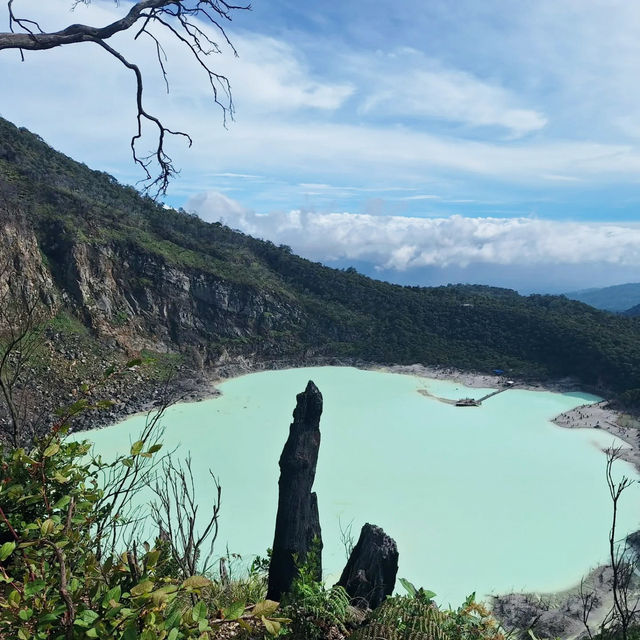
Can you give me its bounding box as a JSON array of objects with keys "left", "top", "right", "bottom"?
[{"left": 80, "top": 366, "right": 640, "bottom": 606}]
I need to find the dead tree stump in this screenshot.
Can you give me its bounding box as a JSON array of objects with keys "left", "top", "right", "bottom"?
[
  {"left": 337, "top": 523, "right": 398, "bottom": 609},
  {"left": 267, "top": 380, "right": 323, "bottom": 600}
]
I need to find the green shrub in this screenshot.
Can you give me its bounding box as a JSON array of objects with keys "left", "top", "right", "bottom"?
[
  {"left": 0, "top": 426, "right": 287, "bottom": 639},
  {"left": 280, "top": 541, "right": 353, "bottom": 639}
]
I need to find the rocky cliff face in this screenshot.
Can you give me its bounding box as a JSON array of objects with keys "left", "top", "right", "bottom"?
[
  {"left": 0, "top": 196, "right": 308, "bottom": 436},
  {"left": 0, "top": 206, "right": 57, "bottom": 311},
  {"left": 39, "top": 232, "right": 304, "bottom": 362}
]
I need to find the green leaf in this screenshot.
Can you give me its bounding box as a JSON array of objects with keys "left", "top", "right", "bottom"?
[
  {"left": 399, "top": 577, "right": 417, "bottom": 598},
  {"left": 76, "top": 610, "right": 99, "bottom": 626},
  {"left": 122, "top": 623, "right": 138, "bottom": 640},
  {"left": 68, "top": 399, "right": 88, "bottom": 414},
  {"left": 148, "top": 444, "right": 163, "bottom": 453},
  {"left": 37, "top": 612, "right": 60, "bottom": 624},
  {"left": 53, "top": 495, "right": 71, "bottom": 510},
  {"left": 18, "top": 608, "right": 33, "bottom": 621},
  {"left": 150, "top": 585, "right": 177, "bottom": 607},
  {"left": 130, "top": 440, "right": 144, "bottom": 456},
  {"left": 8, "top": 589, "right": 21, "bottom": 607},
  {"left": 121, "top": 458, "right": 134, "bottom": 468},
  {"left": 126, "top": 358, "right": 143, "bottom": 368},
  {"left": 43, "top": 443, "right": 60, "bottom": 457},
  {"left": 164, "top": 609, "right": 181, "bottom": 631},
  {"left": 191, "top": 601, "right": 207, "bottom": 622},
  {"left": 86, "top": 629, "right": 99, "bottom": 638},
  {"left": 144, "top": 549, "right": 160, "bottom": 568},
  {"left": 101, "top": 585, "right": 121, "bottom": 608},
  {"left": 40, "top": 519, "right": 55, "bottom": 536},
  {"left": 129, "top": 580, "right": 154, "bottom": 597},
  {"left": 167, "top": 629, "right": 179, "bottom": 640},
  {"left": 0, "top": 541, "right": 16, "bottom": 561},
  {"left": 237, "top": 619, "right": 253, "bottom": 633},
  {"left": 181, "top": 575, "right": 212, "bottom": 590},
  {"left": 252, "top": 600, "right": 279, "bottom": 618},
  {"left": 262, "top": 616, "right": 281, "bottom": 635},
  {"left": 223, "top": 600, "right": 245, "bottom": 621},
  {"left": 24, "top": 579, "right": 46, "bottom": 597}
]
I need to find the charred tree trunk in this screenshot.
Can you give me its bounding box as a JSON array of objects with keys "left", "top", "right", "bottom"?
[
  {"left": 337, "top": 523, "right": 399, "bottom": 609},
  {"left": 267, "top": 380, "right": 323, "bottom": 600}
]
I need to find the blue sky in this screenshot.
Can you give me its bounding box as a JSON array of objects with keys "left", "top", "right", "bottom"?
[{"left": 2, "top": 0, "right": 640, "bottom": 293}]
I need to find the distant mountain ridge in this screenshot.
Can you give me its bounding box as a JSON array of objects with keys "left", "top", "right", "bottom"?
[
  {"left": 564, "top": 283, "right": 640, "bottom": 313},
  {"left": 2, "top": 115, "right": 640, "bottom": 435}
]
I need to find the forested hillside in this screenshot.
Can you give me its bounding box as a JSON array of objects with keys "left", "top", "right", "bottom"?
[{"left": 2, "top": 115, "right": 640, "bottom": 427}]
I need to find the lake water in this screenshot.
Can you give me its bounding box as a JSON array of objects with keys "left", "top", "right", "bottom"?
[{"left": 78, "top": 366, "right": 640, "bottom": 606}]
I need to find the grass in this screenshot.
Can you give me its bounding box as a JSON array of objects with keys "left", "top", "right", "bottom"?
[{"left": 49, "top": 310, "right": 90, "bottom": 336}]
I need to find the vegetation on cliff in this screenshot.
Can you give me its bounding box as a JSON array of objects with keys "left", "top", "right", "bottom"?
[{"left": 2, "top": 115, "right": 640, "bottom": 422}]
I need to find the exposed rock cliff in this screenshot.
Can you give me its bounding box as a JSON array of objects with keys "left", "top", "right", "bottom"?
[{"left": 41, "top": 232, "right": 304, "bottom": 361}]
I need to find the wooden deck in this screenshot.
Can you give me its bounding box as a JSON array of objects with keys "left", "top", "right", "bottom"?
[{"left": 455, "top": 382, "right": 514, "bottom": 407}]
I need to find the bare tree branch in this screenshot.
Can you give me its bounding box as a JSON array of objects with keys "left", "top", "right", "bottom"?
[
  {"left": 0, "top": 1, "right": 251, "bottom": 196},
  {"left": 151, "top": 453, "right": 221, "bottom": 579},
  {"left": 605, "top": 446, "right": 639, "bottom": 640},
  {"left": 92, "top": 393, "right": 174, "bottom": 561}
]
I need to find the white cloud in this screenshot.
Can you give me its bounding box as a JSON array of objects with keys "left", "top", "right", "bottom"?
[
  {"left": 212, "top": 172, "right": 263, "bottom": 179},
  {"left": 188, "top": 192, "right": 640, "bottom": 271},
  {"left": 187, "top": 191, "right": 253, "bottom": 226},
  {"left": 224, "top": 35, "right": 354, "bottom": 113},
  {"left": 354, "top": 49, "right": 547, "bottom": 137},
  {"left": 178, "top": 120, "right": 640, "bottom": 187},
  {"left": 5, "top": 0, "right": 640, "bottom": 218}
]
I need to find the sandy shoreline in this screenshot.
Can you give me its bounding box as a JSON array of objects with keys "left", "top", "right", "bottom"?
[{"left": 370, "top": 363, "right": 640, "bottom": 474}]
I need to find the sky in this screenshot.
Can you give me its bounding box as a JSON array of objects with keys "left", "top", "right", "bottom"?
[{"left": 2, "top": 0, "right": 640, "bottom": 293}]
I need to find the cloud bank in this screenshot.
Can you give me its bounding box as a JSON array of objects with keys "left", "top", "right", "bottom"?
[{"left": 189, "top": 191, "right": 640, "bottom": 273}]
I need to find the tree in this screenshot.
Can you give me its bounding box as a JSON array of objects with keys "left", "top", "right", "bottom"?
[
  {"left": 579, "top": 446, "right": 639, "bottom": 640},
  {"left": 0, "top": 1, "right": 250, "bottom": 196}
]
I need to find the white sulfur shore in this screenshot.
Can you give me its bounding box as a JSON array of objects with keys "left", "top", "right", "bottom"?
[{"left": 373, "top": 363, "right": 640, "bottom": 475}]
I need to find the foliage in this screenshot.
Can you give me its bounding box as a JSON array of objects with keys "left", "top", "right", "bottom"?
[
  {"left": 281, "top": 542, "right": 352, "bottom": 639},
  {"left": 613, "top": 389, "right": 640, "bottom": 412},
  {"left": 0, "top": 425, "right": 287, "bottom": 639},
  {"left": 351, "top": 591, "right": 505, "bottom": 640},
  {"left": 0, "top": 428, "right": 211, "bottom": 639},
  {"left": 399, "top": 577, "right": 437, "bottom": 604},
  {"left": 593, "top": 627, "right": 640, "bottom": 640}
]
